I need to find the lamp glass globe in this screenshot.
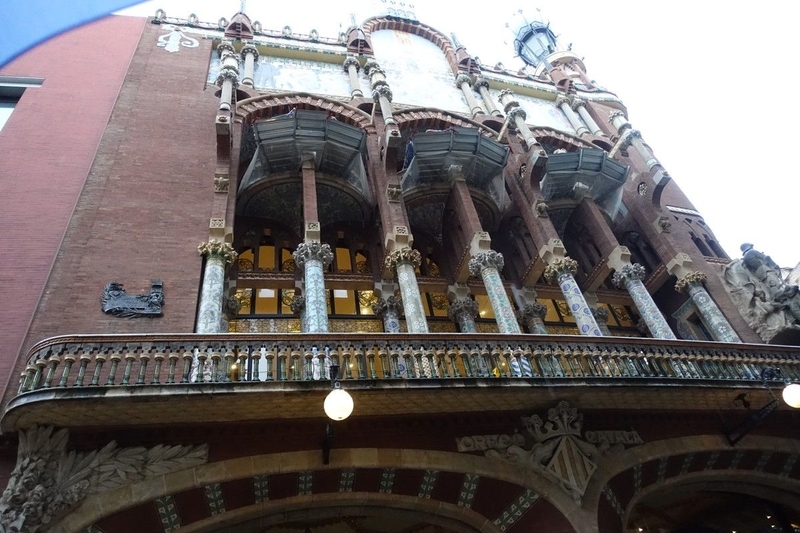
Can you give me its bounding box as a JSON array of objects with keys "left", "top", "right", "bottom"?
[
  {"left": 782, "top": 383, "right": 800, "bottom": 409},
  {"left": 324, "top": 388, "right": 354, "bottom": 420}
]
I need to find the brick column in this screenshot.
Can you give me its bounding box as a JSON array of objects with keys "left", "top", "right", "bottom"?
[
  {"left": 384, "top": 248, "right": 429, "bottom": 333},
  {"left": 342, "top": 56, "right": 363, "bottom": 98},
  {"left": 469, "top": 251, "right": 520, "bottom": 334},
  {"left": 675, "top": 271, "right": 741, "bottom": 343},
  {"left": 196, "top": 240, "right": 237, "bottom": 333},
  {"left": 373, "top": 296, "right": 403, "bottom": 333},
  {"left": 612, "top": 263, "right": 677, "bottom": 339},
  {"left": 543, "top": 257, "right": 603, "bottom": 336},
  {"left": 448, "top": 298, "right": 479, "bottom": 333},
  {"left": 293, "top": 242, "right": 334, "bottom": 333},
  {"left": 240, "top": 44, "right": 259, "bottom": 87}
]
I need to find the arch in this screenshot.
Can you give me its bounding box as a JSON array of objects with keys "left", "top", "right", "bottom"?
[
  {"left": 235, "top": 92, "right": 372, "bottom": 129},
  {"left": 361, "top": 17, "right": 461, "bottom": 76},
  {"left": 59, "top": 448, "right": 590, "bottom": 533},
  {"left": 394, "top": 108, "right": 499, "bottom": 137},
  {"left": 529, "top": 126, "right": 595, "bottom": 152}
]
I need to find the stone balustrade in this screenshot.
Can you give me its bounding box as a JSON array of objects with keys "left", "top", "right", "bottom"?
[{"left": 15, "top": 333, "right": 800, "bottom": 394}]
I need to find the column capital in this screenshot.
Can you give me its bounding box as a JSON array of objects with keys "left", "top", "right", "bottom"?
[
  {"left": 519, "top": 301, "right": 548, "bottom": 320},
  {"left": 215, "top": 67, "right": 239, "bottom": 88},
  {"left": 372, "top": 295, "right": 403, "bottom": 317},
  {"left": 198, "top": 239, "right": 238, "bottom": 264},
  {"left": 611, "top": 263, "right": 646, "bottom": 288},
  {"left": 384, "top": 247, "right": 422, "bottom": 271},
  {"left": 363, "top": 59, "right": 381, "bottom": 76},
  {"left": 590, "top": 306, "right": 609, "bottom": 322},
  {"left": 293, "top": 241, "right": 333, "bottom": 268},
  {"left": 543, "top": 257, "right": 579, "bottom": 284},
  {"left": 455, "top": 73, "right": 473, "bottom": 88},
  {"left": 241, "top": 44, "right": 259, "bottom": 59},
  {"left": 372, "top": 84, "right": 393, "bottom": 103},
  {"left": 570, "top": 97, "right": 586, "bottom": 110},
  {"left": 447, "top": 298, "right": 479, "bottom": 322},
  {"left": 608, "top": 110, "right": 627, "bottom": 122},
  {"left": 469, "top": 250, "right": 505, "bottom": 276},
  {"left": 506, "top": 106, "right": 527, "bottom": 123},
  {"left": 675, "top": 271, "right": 708, "bottom": 292},
  {"left": 342, "top": 55, "right": 360, "bottom": 72},
  {"left": 555, "top": 95, "right": 571, "bottom": 107},
  {"left": 217, "top": 42, "right": 236, "bottom": 56},
  {"left": 473, "top": 77, "right": 490, "bottom": 90},
  {"left": 290, "top": 294, "right": 305, "bottom": 314}
]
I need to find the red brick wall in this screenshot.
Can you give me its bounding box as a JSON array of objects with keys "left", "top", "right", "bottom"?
[
  {"left": 0, "top": 15, "right": 146, "bottom": 400},
  {"left": 1, "top": 18, "right": 221, "bottom": 404}
]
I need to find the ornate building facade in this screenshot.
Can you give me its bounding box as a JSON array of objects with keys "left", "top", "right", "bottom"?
[{"left": 1, "top": 7, "right": 800, "bottom": 533}]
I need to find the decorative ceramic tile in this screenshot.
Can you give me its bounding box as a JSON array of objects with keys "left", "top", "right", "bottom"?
[
  {"left": 204, "top": 483, "right": 225, "bottom": 515},
  {"left": 493, "top": 489, "right": 539, "bottom": 531}
]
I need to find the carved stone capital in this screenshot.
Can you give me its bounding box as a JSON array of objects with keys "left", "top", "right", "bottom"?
[
  {"left": 342, "top": 55, "right": 360, "bottom": 72},
  {"left": 372, "top": 84, "right": 393, "bottom": 102},
  {"left": 469, "top": 250, "right": 505, "bottom": 276},
  {"left": 555, "top": 95, "right": 571, "bottom": 108},
  {"left": 455, "top": 73, "right": 472, "bottom": 88},
  {"left": 293, "top": 242, "right": 334, "bottom": 268},
  {"left": 506, "top": 106, "right": 527, "bottom": 123},
  {"left": 675, "top": 271, "right": 708, "bottom": 292},
  {"left": 372, "top": 295, "right": 403, "bottom": 317},
  {"left": 608, "top": 110, "right": 626, "bottom": 122},
  {"left": 217, "top": 42, "right": 236, "bottom": 56},
  {"left": 384, "top": 247, "right": 422, "bottom": 271},
  {"left": 473, "top": 77, "right": 490, "bottom": 90},
  {"left": 215, "top": 66, "right": 239, "bottom": 88},
  {"left": 447, "top": 298, "right": 479, "bottom": 322},
  {"left": 612, "top": 263, "right": 646, "bottom": 288},
  {"left": 570, "top": 98, "right": 586, "bottom": 110},
  {"left": 240, "top": 44, "right": 259, "bottom": 60},
  {"left": 363, "top": 59, "right": 381, "bottom": 76},
  {"left": 198, "top": 240, "right": 238, "bottom": 264},
  {"left": 214, "top": 175, "right": 229, "bottom": 193},
  {"left": 591, "top": 306, "right": 609, "bottom": 322},
  {"left": 0, "top": 426, "right": 207, "bottom": 533},
  {"left": 223, "top": 295, "right": 241, "bottom": 318},
  {"left": 519, "top": 302, "right": 548, "bottom": 320},
  {"left": 543, "top": 257, "right": 579, "bottom": 284},
  {"left": 290, "top": 294, "right": 305, "bottom": 314}
]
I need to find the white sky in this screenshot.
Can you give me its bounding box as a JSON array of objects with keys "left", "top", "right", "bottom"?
[{"left": 118, "top": 0, "right": 800, "bottom": 268}]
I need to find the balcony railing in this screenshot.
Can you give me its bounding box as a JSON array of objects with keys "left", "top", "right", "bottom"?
[{"left": 14, "top": 333, "right": 800, "bottom": 395}]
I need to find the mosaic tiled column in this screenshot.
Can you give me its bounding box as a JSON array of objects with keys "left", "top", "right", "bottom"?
[
  {"left": 613, "top": 263, "right": 677, "bottom": 339},
  {"left": 518, "top": 302, "right": 548, "bottom": 334},
  {"left": 384, "top": 248, "right": 429, "bottom": 333},
  {"left": 590, "top": 307, "right": 612, "bottom": 336},
  {"left": 675, "top": 271, "right": 741, "bottom": 343},
  {"left": 373, "top": 296, "right": 403, "bottom": 333},
  {"left": 468, "top": 251, "right": 520, "bottom": 334},
  {"left": 342, "top": 56, "right": 363, "bottom": 98},
  {"left": 196, "top": 240, "right": 237, "bottom": 333},
  {"left": 290, "top": 294, "right": 307, "bottom": 332},
  {"left": 293, "top": 242, "right": 333, "bottom": 333},
  {"left": 473, "top": 77, "right": 502, "bottom": 116},
  {"left": 447, "top": 298, "right": 479, "bottom": 333},
  {"left": 543, "top": 257, "right": 603, "bottom": 337}
]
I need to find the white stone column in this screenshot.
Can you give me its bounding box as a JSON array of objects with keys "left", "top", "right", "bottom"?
[
  {"left": 675, "top": 271, "right": 741, "bottom": 343},
  {"left": 365, "top": 60, "right": 395, "bottom": 125},
  {"left": 473, "top": 77, "right": 502, "bottom": 116},
  {"left": 342, "top": 56, "right": 363, "bottom": 98},
  {"left": 196, "top": 240, "right": 238, "bottom": 333},
  {"left": 240, "top": 44, "right": 259, "bottom": 87},
  {"left": 556, "top": 96, "right": 589, "bottom": 137},
  {"left": 612, "top": 263, "right": 677, "bottom": 339},
  {"left": 215, "top": 42, "right": 240, "bottom": 112},
  {"left": 293, "top": 242, "right": 334, "bottom": 333},
  {"left": 384, "top": 248, "right": 429, "bottom": 333},
  {"left": 543, "top": 257, "right": 603, "bottom": 336},
  {"left": 498, "top": 90, "right": 541, "bottom": 151},
  {"left": 571, "top": 98, "right": 604, "bottom": 136},
  {"left": 455, "top": 74, "right": 484, "bottom": 118},
  {"left": 468, "top": 251, "right": 520, "bottom": 334}
]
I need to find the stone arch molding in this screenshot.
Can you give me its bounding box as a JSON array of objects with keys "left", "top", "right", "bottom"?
[
  {"left": 235, "top": 92, "right": 373, "bottom": 129},
  {"left": 38, "top": 441, "right": 594, "bottom": 533}
]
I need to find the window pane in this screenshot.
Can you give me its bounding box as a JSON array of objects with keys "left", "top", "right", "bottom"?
[
  {"left": 333, "top": 289, "right": 356, "bottom": 315},
  {"left": 336, "top": 247, "right": 352, "bottom": 272},
  {"left": 475, "top": 294, "right": 495, "bottom": 319},
  {"left": 258, "top": 245, "right": 275, "bottom": 270},
  {"left": 254, "top": 288, "right": 278, "bottom": 314}
]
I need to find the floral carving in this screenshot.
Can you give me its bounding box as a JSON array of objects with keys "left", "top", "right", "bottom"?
[
  {"left": 543, "top": 257, "right": 579, "bottom": 284},
  {"left": 197, "top": 240, "right": 237, "bottom": 264},
  {"left": 292, "top": 242, "right": 333, "bottom": 268},
  {"left": 674, "top": 271, "right": 708, "bottom": 292},
  {"left": 519, "top": 302, "right": 548, "bottom": 320},
  {"left": 372, "top": 295, "right": 403, "bottom": 317},
  {"left": 384, "top": 248, "right": 422, "bottom": 271},
  {"left": 611, "top": 263, "right": 646, "bottom": 288},
  {"left": 447, "top": 299, "right": 479, "bottom": 322},
  {"left": 468, "top": 250, "right": 505, "bottom": 276}
]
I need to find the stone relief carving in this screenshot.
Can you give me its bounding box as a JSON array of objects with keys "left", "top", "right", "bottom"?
[
  {"left": 101, "top": 280, "right": 163, "bottom": 318},
  {"left": 0, "top": 426, "right": 208, "bottom": 533},
  {"left": 722, "top": 243, "right": 800, "bottom": 343},
  {"left": 455, "top": 402, "right": 642, "bottom": 504}
]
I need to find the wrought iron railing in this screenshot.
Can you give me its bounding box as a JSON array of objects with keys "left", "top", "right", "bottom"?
[{"left": 14, "top": 333, "right": 800, "bottom": 396}]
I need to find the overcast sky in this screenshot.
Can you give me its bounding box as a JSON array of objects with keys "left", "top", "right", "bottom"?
[{"left": 119, "top": 0, "right": 799, "bottom": 268}]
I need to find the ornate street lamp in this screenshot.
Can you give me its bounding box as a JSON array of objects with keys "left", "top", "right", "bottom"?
[{"left": 322, "top": 362, "right": 353, "bottom": 465}]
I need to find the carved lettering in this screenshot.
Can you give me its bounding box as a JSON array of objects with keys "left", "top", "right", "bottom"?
[
  {"left": 584, "top": 430, "right": 643, "bottom": 445},
  {"left": 456, "top": 433, "right": 524, "bottom": 452}
]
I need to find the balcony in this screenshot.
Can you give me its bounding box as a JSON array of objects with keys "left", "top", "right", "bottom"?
[{"left": 5, "top": 333, "right": 799, "bottom": 433}]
